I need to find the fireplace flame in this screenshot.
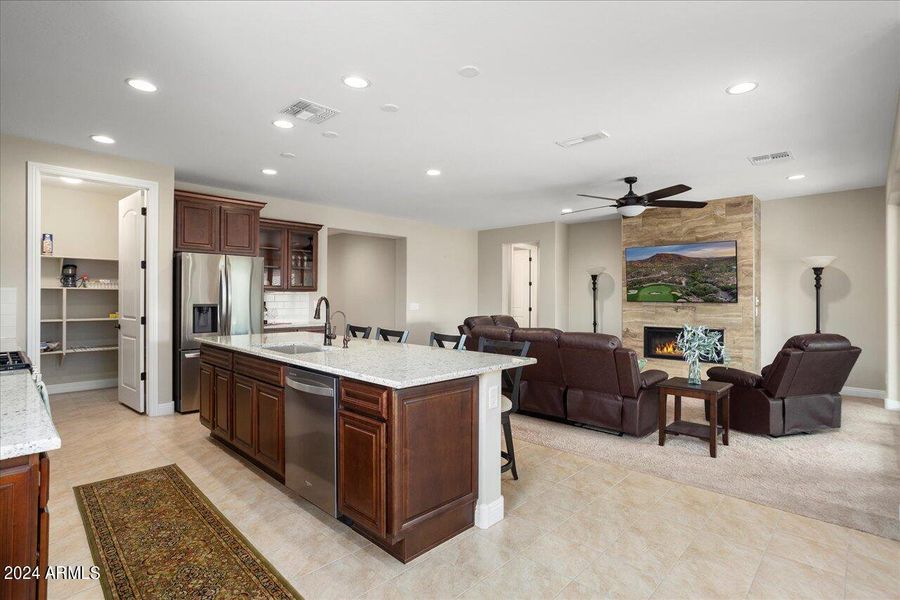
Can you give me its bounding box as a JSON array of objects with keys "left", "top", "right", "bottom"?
[{"left": 654, "top": 340, "right": 682, "bottom": 356}]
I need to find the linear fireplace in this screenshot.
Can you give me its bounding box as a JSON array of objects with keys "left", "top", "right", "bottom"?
[{"left": 643, "top": 326, "right": 725, "bottom": 363}]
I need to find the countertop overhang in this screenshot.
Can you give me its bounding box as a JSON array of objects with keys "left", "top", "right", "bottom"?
[
  {"left": 1, "top": 371, "right": 61, "bottom": 460},
  {"left": 197, "top": 332, "right": 536, "bottom": 388}
]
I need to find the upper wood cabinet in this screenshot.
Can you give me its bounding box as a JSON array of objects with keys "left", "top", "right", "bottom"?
[
  {"left": 175, "top": 191, "right": 265, "bottom": 256},
  {"left": 259, "top": 218, "right": 322, "bottom": 291}
]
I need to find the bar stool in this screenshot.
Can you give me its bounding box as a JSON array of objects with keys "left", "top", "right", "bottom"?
[
  {"left": 346, "top": 324, "right": 372, "bottom": 339},
  {"left": 428, "top": 332, "right": 467, "bottom": 350},
  {"left": 373, "top": 327, "right": 410, "bottom": 343},
  {"left": 478, "top": 337, "right": 530, "bottom": 480}
]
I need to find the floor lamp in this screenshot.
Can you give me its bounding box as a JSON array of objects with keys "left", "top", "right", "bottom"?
[
  {"left": 588, "top": 267, "right": 605, "bottom": 333},
  {"left": 802, "top": 256, "right": 836, "bottom": 333}
]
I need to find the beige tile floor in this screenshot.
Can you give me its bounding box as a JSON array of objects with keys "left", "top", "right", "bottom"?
[{"left": 44, "top": 389, "right": 899, "bottom": 599}]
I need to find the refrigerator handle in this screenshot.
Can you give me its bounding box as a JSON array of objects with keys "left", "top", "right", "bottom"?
[{"left": 220, "top": 257, "right": 230, "bottom": 335}]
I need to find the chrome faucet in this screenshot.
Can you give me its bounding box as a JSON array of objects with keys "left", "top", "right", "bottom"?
[
  {"left": 313, "top": 296, "right": 336, "bottom": 346},
  {"left": 331, "top": 310, "right": 350, "bottom": 348}
]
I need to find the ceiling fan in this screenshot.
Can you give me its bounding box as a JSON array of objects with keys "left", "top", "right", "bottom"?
[{"left": 566, "top": 176, "right": 707, "bottom": 217}]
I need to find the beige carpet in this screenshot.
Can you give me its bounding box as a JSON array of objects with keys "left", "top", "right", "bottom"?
[{"left": 511, "top": 396, "right": 900, "bottom": 540}]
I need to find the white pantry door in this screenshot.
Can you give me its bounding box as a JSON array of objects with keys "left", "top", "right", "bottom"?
[
  {"left": 510, "top": 245, "right": 534, "bottom": 327},
  {"left": 118, "top": 191, "right": 146, "bottom": 412}
]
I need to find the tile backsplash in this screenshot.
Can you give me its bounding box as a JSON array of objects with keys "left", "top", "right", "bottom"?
[{"left": 264, "top": 292, "right": 314, "bottom": 323}]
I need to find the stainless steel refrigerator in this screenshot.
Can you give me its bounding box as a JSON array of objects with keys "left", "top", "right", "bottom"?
[{"left": 174, "top": 253, "right": 264, "bottom": 413}]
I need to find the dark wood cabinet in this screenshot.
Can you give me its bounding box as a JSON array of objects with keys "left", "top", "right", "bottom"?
[
  {"left": 199, "top": 362, "right": 213, "bottom": 429},
  {"left": 338, "top": 377, "right": 478, "bottom": 562},
  {"left": 254, "top": 382, "right": 284, "bottom": 474},
  {"left": 175, "top": 191, "right": 265, "bottom": 256},
  {"left": 212, "top": 369, "right": 232, "bottom": 440},
  {"left": 1, "top": 452, "right": 50, "bottom": 600},
  {"left": 232, "top": 375, "right": 256, "bottom": 456},
  {"left": 259, "top": 218, "right": 322, "bottom": 291},
  {"left": 338, "top": 410, "right": 387, "bottom": 538}
]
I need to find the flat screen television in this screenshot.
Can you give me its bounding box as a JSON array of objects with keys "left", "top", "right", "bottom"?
[{"left": 625, "top": 241, "right": 738, "bottom": 303}]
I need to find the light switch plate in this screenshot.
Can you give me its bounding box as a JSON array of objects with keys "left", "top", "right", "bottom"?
[{"left": 408, "top": 302, "right": 420, "bottom": 311}]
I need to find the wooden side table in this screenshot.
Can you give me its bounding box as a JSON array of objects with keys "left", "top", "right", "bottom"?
[{"left": 658, "top": 377, "right": 733, "bottom": 457}]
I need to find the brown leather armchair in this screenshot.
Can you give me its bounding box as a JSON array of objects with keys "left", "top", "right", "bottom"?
[
  {"left": 707, "top": 334, "right": 861, "bottom": 436},
  {"left": 558, "top": 333, "right": 668, "bottom": 436}
]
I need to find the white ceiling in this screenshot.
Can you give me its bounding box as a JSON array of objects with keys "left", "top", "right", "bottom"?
[{"left": 2, "top": 2, "right": 898, "bottom": 228}]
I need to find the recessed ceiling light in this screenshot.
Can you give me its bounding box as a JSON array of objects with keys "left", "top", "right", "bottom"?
[
  {"left": 59, "top": 176, "right": 83, "bottom": 184},
  {"left": 261, "top": 168, "right": 277, "bottom": 175},
  {"left": 380, "top": 103, "right": 399, "bottom": 113},
  {"left": 725, "top": 81, "right": 758, "bottom": 95},
  {"left": 322, "top": 131, "right": 339, "bottom": 139},
  {"left": 272, "top": 119, "right": 294, "bottom": 129},
  {"left": 280, "top": 152, "right": 296, "bottom": 159},
  {"left": 560, "top": 208, "right": 573, "bottom": 214},
  {"left": 126, "top": 78, "right": 157, "bottom": 93},
  {"left": 90, "top": 134, "right": 115, "bottom": 144},
  {"left": 786, "top": 174, "right": 806, "bottom": 180},
  {"left": 426, "top": 169, "right": 441, "bottom": 176},
  {"left": 555, "top": 131, "right": 609, "bottom": 149},
  {"left": 457, "top": 65, "right": 481, "bottom": 78},
  {"left": 342, "top": 75, "right": 370, "bottom": 89}
]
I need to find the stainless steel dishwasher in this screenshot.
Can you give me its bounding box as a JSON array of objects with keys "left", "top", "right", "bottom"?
[{"left": 284, "top": 368, "right": 339, "bottom": 517}]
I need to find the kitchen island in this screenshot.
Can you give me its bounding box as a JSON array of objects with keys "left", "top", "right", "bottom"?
[{"left": 196, "top": 331, "right": 534, "bottom": 562}]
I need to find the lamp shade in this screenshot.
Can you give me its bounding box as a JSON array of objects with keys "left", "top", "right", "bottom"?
[
  {"left": 802, "top": 255, "right": 837, "bottom": 269},
  {"left": 587, "top": 266, "right": 606, "bottom": 276},
  {"left": 617, "top": 205, "right": 646, "bottom": 218}
]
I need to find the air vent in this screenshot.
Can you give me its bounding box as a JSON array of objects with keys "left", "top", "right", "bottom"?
[
  {"left": 280, "top": 98, "right": 340, "bottom": 125},
  {"left": 748, "top": 150, "right": 794, "bottom": 166},
  {"left": 556, "top": 130, "right": 609, "bottom": 149}
]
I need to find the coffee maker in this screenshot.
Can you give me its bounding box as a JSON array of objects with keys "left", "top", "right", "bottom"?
[{"left": 60, "top": 264, "right": 78, "bottom": 288}]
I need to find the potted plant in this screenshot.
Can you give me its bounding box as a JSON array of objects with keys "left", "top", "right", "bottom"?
[{"left": 675, "top": 325, "right": 727, "bottom": 385}]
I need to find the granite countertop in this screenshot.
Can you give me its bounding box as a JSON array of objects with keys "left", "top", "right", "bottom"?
[
  {"left": 197, "top": 332, "right": 536, "bottom": 389},
  {"left": 0, "top": 371, "right": 61, "bottom": 460}
]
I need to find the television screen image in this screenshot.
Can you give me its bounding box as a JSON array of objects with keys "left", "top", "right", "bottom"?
[{"left": 625, "top": 241, "right": 738, "bottom": 303}]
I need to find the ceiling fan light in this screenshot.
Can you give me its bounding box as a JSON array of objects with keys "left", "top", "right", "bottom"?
[{"left": 617, "top": 205, "right": 646, "bottom": 218}]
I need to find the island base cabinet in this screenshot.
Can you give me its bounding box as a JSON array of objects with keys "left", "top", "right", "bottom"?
[
  {"left": 338, "top": 377, "right": 478, "bottom": 563},
  {"left": 1, "top": 453, "right": 50, "bottom": 600}
]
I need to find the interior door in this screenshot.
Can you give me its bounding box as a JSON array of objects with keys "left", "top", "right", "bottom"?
[
  {"left": 118, "top": 191, "right": 146, "bottom": 412},
  {"left": 510, "top": 246, "right": 533, "bottom": 327}
]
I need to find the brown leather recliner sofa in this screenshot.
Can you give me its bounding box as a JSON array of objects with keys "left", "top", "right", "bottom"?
[
  {"left": 707, "top": 334, "right": 861, "bottom": 436},
  {"left": 461, "top": 315, "right": 668, "bottom": 436}
]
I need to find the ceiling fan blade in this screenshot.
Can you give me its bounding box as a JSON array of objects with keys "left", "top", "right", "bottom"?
[
  {"left": 577, "top": 194, "right": 621, "bottom": 201},
  {"left": 646, "top": 199, "right": 708, "bottom": 209},
  {"left": 643, "top": 184, "right": 691, "bottom": 201},
  {"left": 562, "top": 204, "right": 618, "bottom": 215}
]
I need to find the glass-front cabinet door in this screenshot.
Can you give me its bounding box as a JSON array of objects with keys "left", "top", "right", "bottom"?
[
  {"left": 259, "top": 225, "right": 285, "bottom": 290},
  {"left": 288, "top": 228, "right": 317, "bottom": 290}
]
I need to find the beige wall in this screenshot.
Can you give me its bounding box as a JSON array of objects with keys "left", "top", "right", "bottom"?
[
  {"left": 885, "top": 100, "right": 900, "bottom": 408},
  {"left": 0, "top": 134, "right": 175, "bottom": 411},
  {"left": 566, "top": 219, "right": 622, "bottom": 335},
  {"left": 176, "top": 182, "right": 477, "bottom": 344},
  {"left": 477, "top": 222, "right": 568, "bottom": 329},
  {"left": 761, "top": 187, "right": 886, "bottom": 391},
  {"left": 327, "top": 233, "right": 400, "bottom": 333},
  {"left": 42, "top": 184, "right": 126, "bottom": 259}
]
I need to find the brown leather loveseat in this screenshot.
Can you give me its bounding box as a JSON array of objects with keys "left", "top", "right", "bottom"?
[
  {"left": 707, "top": 334, "right": 861, "bottom": 436},
  {"left": 460, "top": 315, "right": 668, "bottom": 436}
]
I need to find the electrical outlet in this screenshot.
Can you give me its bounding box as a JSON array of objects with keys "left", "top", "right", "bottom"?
[{"left": 488, "top": 386, "right": 499, "bottom": 410}]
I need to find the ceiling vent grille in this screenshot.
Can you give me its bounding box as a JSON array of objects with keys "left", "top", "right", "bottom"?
[
  {"left": 556, "top": 130, "right": 609, "bottom": 149},
  {"left": 748, "top": 150, "right": 794, "bottom": 166},
  {"left": 280, "top": 98, "right": 340, "bottom": 124}
]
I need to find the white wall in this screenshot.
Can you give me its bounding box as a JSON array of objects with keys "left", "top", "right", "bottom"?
[
  {"left": 41, "top": 183, "right": 126, "bottom": 259},
  {"left": 566, "top": 218, "right": 622, "bottom": 335},
  {"left": 761, "top": 187, "right": 887, "bottom": 391},
  {"left": 176, "top": 182, "right": 477, "bottom": 344},
  {"left": 477, "top": 222, "right": 567, "bottom": 328},
  {"left": 327, "top": 233, "right": 400, "bottom": 333},
  {"left": 0, "top": 134, "right": 175, "bottom": 412}
]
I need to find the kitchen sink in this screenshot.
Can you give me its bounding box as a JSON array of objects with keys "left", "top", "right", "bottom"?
[{"left": 262, "top": 344, "right": 324, "bottom": 355}]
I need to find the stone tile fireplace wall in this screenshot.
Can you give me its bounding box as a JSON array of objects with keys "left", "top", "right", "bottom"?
[{"left": 621, "top": 196, "right": 761, "bottom": 378}]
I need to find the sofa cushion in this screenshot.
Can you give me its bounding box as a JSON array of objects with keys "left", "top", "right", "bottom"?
[
  {"left": 470, "top": 324, "right": 514, "bottom": 343},
  {"left": 707, "top": 367, "right": 762, "bottom": 388},
  {"left": 640, "top": 369, "right": 668, "bottom": 388},
  {"left": 463, "top": 316, "right": 494, "bottom": 331},
  {"left": 491, "top": 315, "right": 520, "bottom": 328}
]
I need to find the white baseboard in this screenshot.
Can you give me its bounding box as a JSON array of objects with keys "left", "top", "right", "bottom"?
[
  {"left": 474, "top": 495, "right": 505, "bottom": 529},
  {"left": 46, "top": 378, "right": 116, "bottom": 395},
  {"left": 149, "top": 401, "right": 175, "bottom": 417},
  {"left": 884, "top": 398, "right": 900, "bottom": 411},
  {"left": 841, "top": 386, "right": 887, "bottom": 400}
]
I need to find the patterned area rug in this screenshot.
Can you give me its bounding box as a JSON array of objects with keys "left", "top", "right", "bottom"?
[{"left": 75, "top": 464, "right": 302, "bottom": 599}]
